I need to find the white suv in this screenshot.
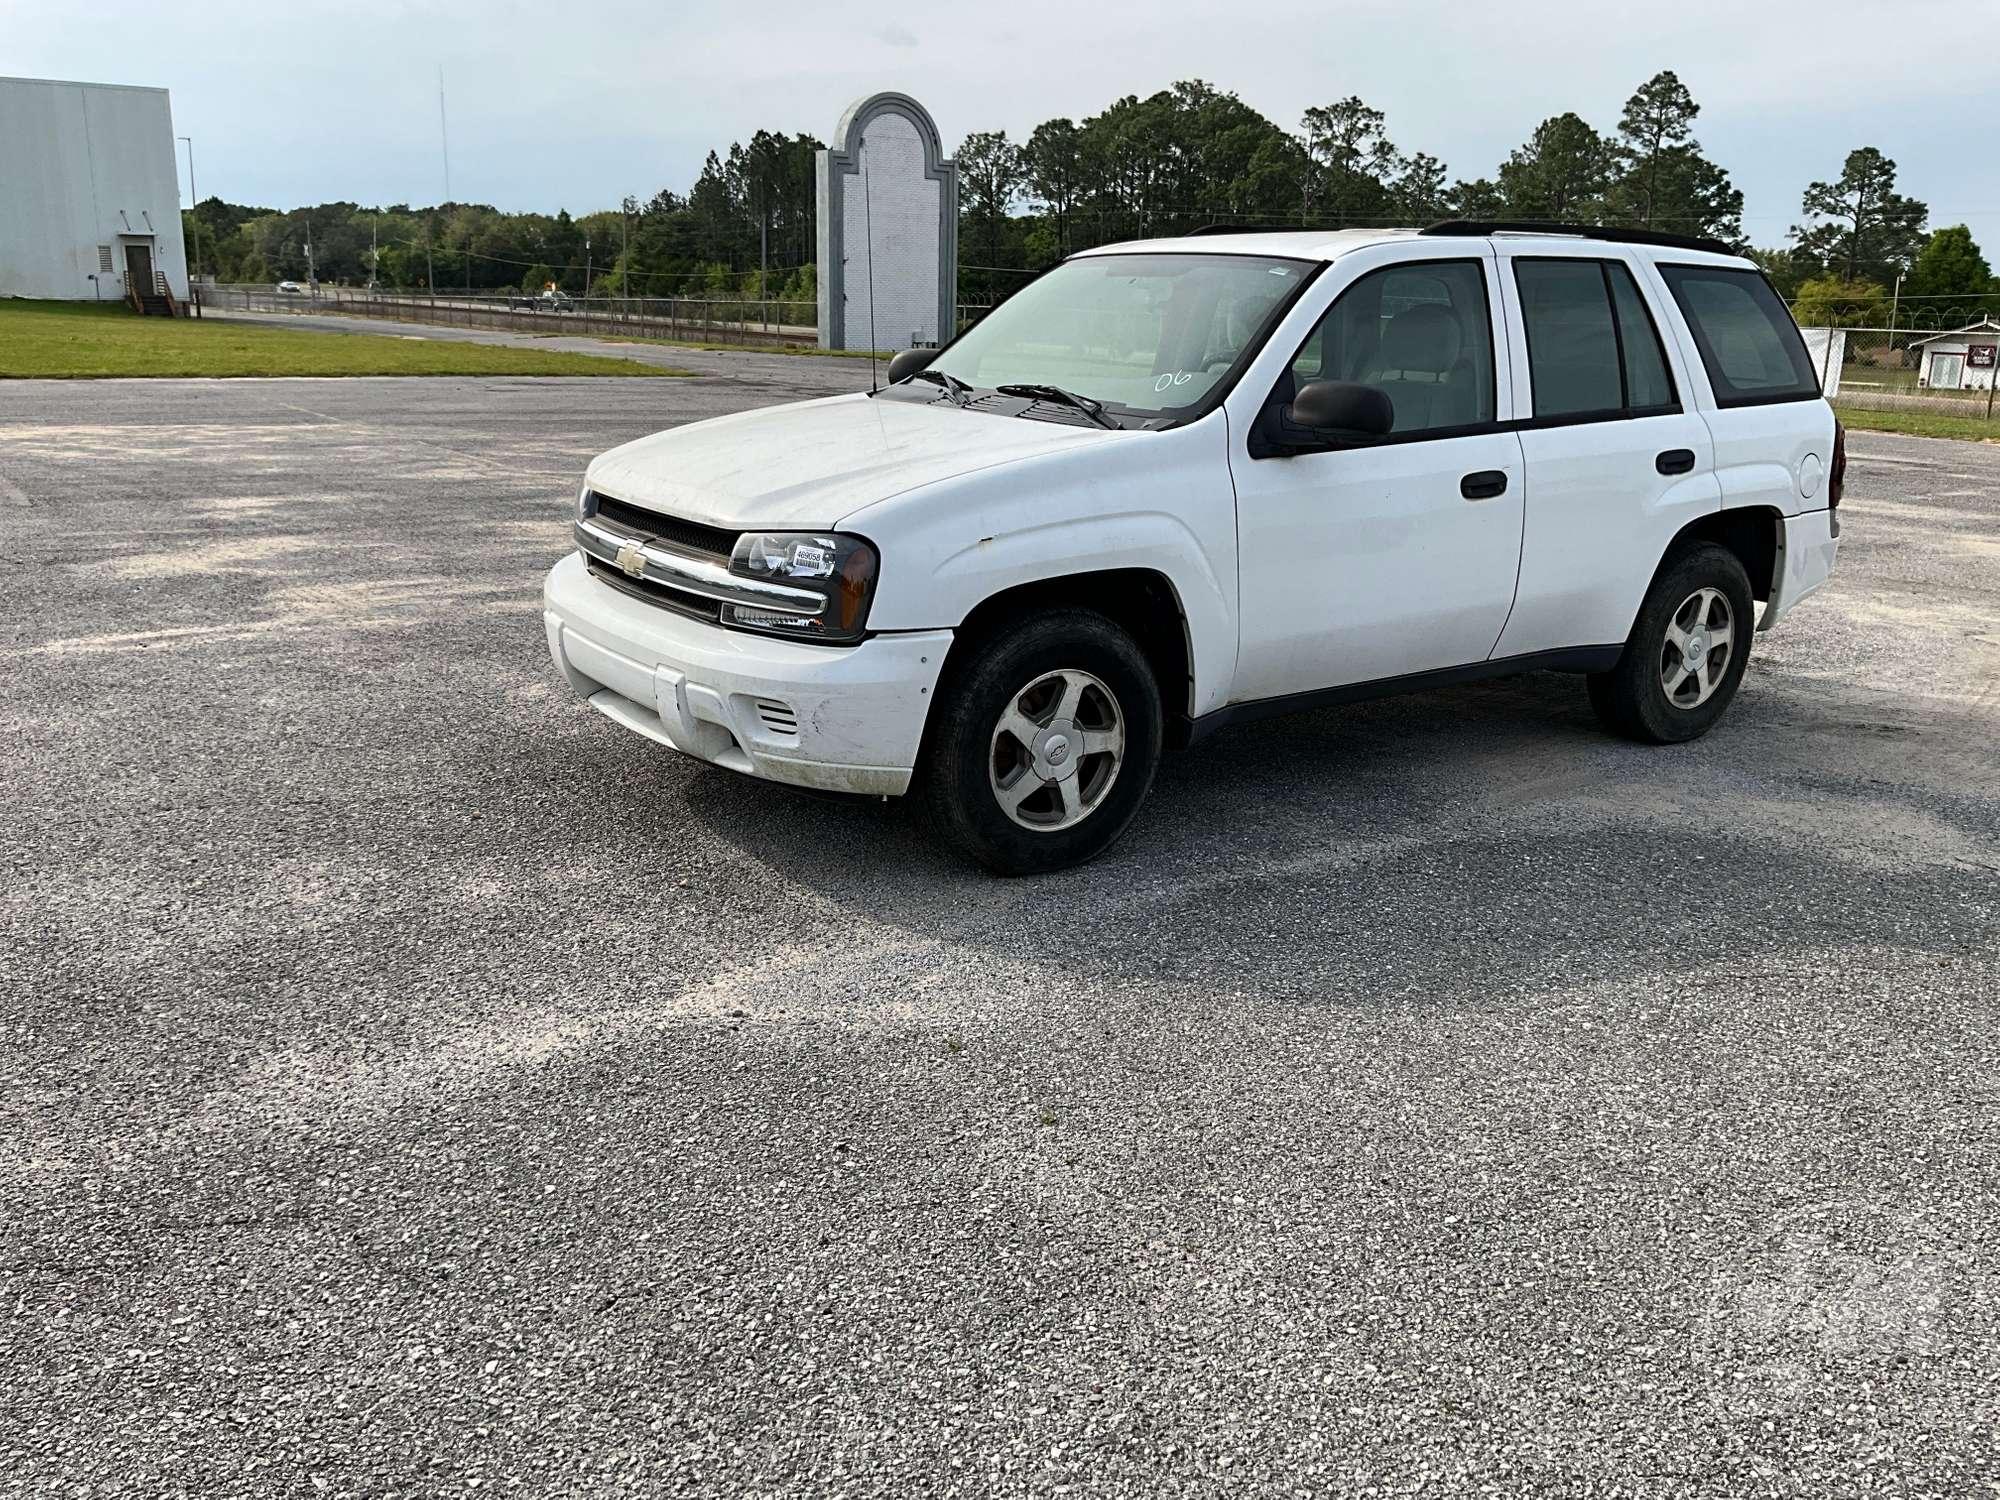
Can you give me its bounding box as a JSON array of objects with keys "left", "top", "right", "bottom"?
[{"left": 543, "top": 222, "right": 1842, "bottom": 874}]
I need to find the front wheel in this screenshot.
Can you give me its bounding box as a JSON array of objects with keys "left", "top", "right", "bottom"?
[
  {"left": 923, "top": 610, "right": 1162, "bottom": 875},
  {"left": 1588, "top": 542, "right": 1754, "bottom": 744}
]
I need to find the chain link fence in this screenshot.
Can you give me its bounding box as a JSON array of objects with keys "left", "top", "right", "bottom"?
[
  {"left": 1794, "top": 323, "right": 2000, "bottom": 427},
  {"left": 208, "top": 285, "right": 818, "bottom": 347}
]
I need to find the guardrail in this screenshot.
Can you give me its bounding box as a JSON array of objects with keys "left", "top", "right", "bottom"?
[{"left": 208, "top": 286, "right": 818, "bottom": 347}]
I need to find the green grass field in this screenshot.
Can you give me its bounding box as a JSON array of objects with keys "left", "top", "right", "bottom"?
[
  {"left": 0, "top": 301, "right": 685, "bottom": 378},
  {"left": 1835, "top": 404, "right": 2000, "bottom": 443}
]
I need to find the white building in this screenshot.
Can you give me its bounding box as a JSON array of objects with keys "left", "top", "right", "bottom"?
[
  {"left": 1912, "top": 317, "right": 2000, "bottom": 392},
  {"left": 0, "top": 76, "right": 189, "bottom": 304}
]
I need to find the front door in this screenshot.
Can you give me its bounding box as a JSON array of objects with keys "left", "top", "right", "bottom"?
[
  {"left": 124, "top": 241, "right": 153, "bottom": 294},
  {"left": 1931, "top": 353, "right": 1964, "bottom": 390},
  {"left": 1229, "top": 253, "right": 1525, "bottom": 703}
]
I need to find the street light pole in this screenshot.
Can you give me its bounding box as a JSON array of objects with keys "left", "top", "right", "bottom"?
[
  {"left": 1887, "top": 272, "right": 1904, "bottom": 372},
  {"left": 177, "top": 135, "right": 199, "bottom": 283}
]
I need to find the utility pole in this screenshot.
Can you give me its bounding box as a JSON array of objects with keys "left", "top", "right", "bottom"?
[
  {"left": 177, "top": 136, "right": 199, "bottom": 283},
  {"left": 305, "top": 217, "right": 316, "bottom": 291},
  {"left": 622, "top": 210, "right": 630, "bottom": 302},
  {"left": 438, "top": 66, "right": 452, "bottom": 203},
  {"left": 370, "top": 217, "right": 378, "bottom": 291},
  {"left": 426, "top": 221, "right": 435, "bottom": 304},
  {"left": 584, "top": 237, "right": 591, "bottom": 297}
]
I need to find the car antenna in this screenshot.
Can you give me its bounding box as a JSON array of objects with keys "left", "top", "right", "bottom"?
[{"left": 862, "top": 142, "right": 879, "bottom": 394}]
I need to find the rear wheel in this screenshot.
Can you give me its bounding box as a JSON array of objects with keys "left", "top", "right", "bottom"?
[
  {"left": 924, "top": 610, "right": 1162, "bottom": 875},
  {"left": 1588, "top": 543, "right": 1754, "bottom": 744}
]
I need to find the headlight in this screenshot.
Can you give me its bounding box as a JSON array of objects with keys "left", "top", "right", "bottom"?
[
  {"left": 725, "top": 532, "right": 878, "bottom": 643},
  {"left": 576, "top": 482, "right": 595, "bottom": 520}
]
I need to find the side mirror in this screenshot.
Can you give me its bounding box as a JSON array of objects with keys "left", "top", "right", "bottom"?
[
  {"left": 1287, "top": 380, "right": 1394, "bottom": 440},
  {"left": 886, "top": 348, "right": 935, "bottom": 384}
]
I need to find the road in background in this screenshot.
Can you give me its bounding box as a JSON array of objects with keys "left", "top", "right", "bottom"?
[
  {"left": 3, "top": 371, "right": 1996, "bottom": 1495},
  {"left": 210, "top": 286, "right": 819, "bottom": 350},
  {"left": 202, "top": 304, "right": 878, "bottom": 386}
]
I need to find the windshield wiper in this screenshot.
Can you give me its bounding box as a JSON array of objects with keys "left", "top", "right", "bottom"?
[
  {"left": 995, "top": 383, "right": 1122, "bottom": 430},
  {"left": 908, "top": 367, "right": 973, "bottom": 407}
]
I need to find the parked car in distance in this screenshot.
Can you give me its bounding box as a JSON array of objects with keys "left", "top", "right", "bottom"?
[
  {"left": 274, "top": 281, "right": 306, "bottom": 295},
  {"left": 509, "top": 289, "right": 574, "bottom": 312},
  {"left": 543, "top": 221, "right": 1843, "bottom": 874}
]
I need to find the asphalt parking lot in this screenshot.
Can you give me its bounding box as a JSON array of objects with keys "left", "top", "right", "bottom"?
[{"left": 3, "top": 366, "right": 1997, "bottom": 1497}]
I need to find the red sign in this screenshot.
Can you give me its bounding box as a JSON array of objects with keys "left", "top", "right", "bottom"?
[{"left": 1969, "top": 343, "right": 1997, "bottom": 369}]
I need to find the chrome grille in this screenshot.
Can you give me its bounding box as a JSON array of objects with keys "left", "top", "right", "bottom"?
[
  {"left": 573, "top": 513, "right": 825, "bottom": 624},
  {"left": 584, "top": 557, "right": 722, "bottom": 622},
  {"left": 589, "top": 491, "right": 738, "bottom": 559}
]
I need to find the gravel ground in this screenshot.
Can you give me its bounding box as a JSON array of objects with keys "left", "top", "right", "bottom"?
[{"left": 2, "top": 371, "right": 1996, "bottom": 1499}]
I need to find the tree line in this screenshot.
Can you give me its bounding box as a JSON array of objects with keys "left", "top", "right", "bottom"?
[
  {"left": 183, "top": 129, "right": 824, "bottom": 305},
  {"left": 183, "top": 71, "right": 1998, "bottom": 329}
]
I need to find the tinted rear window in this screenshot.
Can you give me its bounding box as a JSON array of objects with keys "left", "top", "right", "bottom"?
[
  {"left": 1516, "top": 260, "right": 1622, "bottom": 418},
  {"left": 1658, "top": 265, "right": 1820, "bottom": 405},
  {"left": 1514, "top": 258, "right": 1680, "bottom": 419},
  {"left": 1607, "top": 264, "right": 1675, "bottom": 410}
]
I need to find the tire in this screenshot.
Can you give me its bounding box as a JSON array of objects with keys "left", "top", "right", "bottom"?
[
  {"left": 1588, "top": 542, "right": 1755, "bottom": 744},
  {"left": 923, "top": 609, "right": 1163, "bottom": 875}
]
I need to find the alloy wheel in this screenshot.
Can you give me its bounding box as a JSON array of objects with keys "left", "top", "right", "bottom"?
[
  {"left": 988, "top": 668, "right": 1125, "bottom": 831},
  {"left": 1661, "top": 587, "right": 1735, "bottom": 709}
]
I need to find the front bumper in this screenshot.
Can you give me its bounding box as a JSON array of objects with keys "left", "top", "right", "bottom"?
[{"left": 543, "top": 551, "right": 950, "bottom": 796}]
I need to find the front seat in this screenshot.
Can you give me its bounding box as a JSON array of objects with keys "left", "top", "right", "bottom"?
[{"left": 1362, "top": 303, "right": 1477, "bottom": 432}]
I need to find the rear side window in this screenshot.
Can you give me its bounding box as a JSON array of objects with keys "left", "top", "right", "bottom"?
[
  {"left": 1514, "top": 258, "right": 1678, "bottom": 419},
  {"left": 1658, "top": 265, "right": 1820, "bottom": 405},
  {"left": 1607, "top": 265, "right": 1675, "bottom": 410}
]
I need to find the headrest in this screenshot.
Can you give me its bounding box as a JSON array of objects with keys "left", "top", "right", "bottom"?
[{"left": 1378, "top": 303, "right": 1464, "bottom": 375}]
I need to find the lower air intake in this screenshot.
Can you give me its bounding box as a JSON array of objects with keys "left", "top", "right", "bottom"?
[{"left": 752, "top": 699, "right": 800, "bottom": 737}]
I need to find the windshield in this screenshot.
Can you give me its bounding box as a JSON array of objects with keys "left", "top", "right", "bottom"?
[{"left": 930, "top": 253, "right": 1314, "bottom": 423}]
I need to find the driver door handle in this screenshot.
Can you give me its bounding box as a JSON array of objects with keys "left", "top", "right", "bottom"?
[
  {"left": 1656, "top": 448, "right": 1697, "bottom": 475},
  {"left": 1460, "top": 470, "right": 1509, "bottom": 501}
]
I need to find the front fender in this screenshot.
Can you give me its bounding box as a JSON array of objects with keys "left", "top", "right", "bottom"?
[{"left": 839, "top": 419, "right": 1239, "bottom": 715}]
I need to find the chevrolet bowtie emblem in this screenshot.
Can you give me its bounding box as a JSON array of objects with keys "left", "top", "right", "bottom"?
[{"left": 614, "top": 541, "right": 647, "bottom": 579}]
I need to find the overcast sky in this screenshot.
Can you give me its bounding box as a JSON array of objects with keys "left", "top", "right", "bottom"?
[{"left": 12, "top": 0, "right": 2000, "bottom": 260}]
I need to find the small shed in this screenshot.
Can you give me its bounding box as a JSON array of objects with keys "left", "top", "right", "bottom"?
[{"left": 1912, "top": 317, "right": 2000, "bottom": 392}]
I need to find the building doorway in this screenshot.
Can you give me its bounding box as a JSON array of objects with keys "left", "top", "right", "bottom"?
[
  {"left": 123, "top": 240, "right": 154, "bottom": 294},
  {"left": 1930, "top": 353, "right": 1965, "bottom": 391}
]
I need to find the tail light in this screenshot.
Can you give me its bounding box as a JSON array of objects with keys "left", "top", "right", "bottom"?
[{"left": 1828, "top": 419, "right": 1846, "bottom": 536}]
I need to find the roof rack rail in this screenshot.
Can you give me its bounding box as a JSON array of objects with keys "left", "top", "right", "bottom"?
[
  {"left": 1184, "top": 222, "right": 1299, "bottom": 236},
  {"left": 1419, "top": 218, "right": 1738, "bottom": 258}
]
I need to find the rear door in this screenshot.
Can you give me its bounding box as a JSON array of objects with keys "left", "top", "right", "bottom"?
[
  {"left": 1492, "top": 252, "right": 1721, "bottom": 659},
  {"left": 1646, "top": 261, "right": 1836, "bottom": 543}
]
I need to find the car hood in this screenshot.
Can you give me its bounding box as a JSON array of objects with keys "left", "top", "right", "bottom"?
[{"left": 583, "top": 392, "right": 1126, "bottom": 530}]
